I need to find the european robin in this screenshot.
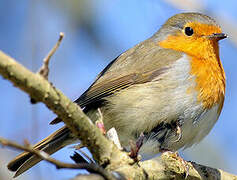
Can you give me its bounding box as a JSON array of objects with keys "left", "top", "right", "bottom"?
[{"left": 8, "top": 12, "right": 227, "bottom": 177}]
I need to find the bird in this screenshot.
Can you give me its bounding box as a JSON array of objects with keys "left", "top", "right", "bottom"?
[{"left": 7, "top": 12, "right": 227, "bottom": 177}]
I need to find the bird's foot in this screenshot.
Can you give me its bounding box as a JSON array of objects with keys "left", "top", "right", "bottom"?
[{"left": 161, "top": 150, "right": 190, "bottom": 178}]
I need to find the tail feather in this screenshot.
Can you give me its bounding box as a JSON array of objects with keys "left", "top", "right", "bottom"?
[{"left": 7, "top": 126, "right": 76, "bottom": 177}]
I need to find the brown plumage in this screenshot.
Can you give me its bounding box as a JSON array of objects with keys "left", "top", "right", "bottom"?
[{"left": 8, "top": 12, "right": 227, "bottom": 177}]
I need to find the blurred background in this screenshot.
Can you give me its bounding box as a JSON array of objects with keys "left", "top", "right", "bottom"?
[{"left": 0, "top": 0, "right": 236, "bottom": 179}]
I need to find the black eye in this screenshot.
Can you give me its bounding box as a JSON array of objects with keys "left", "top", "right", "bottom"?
[{"left": 184, "top": 27, "right": 194, "bottom": 36}]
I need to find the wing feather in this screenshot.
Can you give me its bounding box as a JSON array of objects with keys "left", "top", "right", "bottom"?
[{"left": 50, "top": 40, "right": 182, "bottom": 124}]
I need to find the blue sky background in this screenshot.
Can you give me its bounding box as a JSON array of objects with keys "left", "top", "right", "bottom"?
[{"left": 0, "top": 1, "right": 236, "bottom": 179}]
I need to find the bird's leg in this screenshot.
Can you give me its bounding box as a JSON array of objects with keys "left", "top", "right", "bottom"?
[
  {"left": 161, "top": 150, "right": 190, "bottom": 178},
  {"left": 129, "top": 133, "right": 144, "bottom": 161}
]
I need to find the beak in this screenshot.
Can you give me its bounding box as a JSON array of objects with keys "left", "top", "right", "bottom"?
[{"left": 208, "top": 33, "right": 228, "bottom": 41}]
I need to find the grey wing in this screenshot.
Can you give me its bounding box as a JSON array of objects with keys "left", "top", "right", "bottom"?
[{"left": 50, "top": 40, "right": 182, "bottom": 124}]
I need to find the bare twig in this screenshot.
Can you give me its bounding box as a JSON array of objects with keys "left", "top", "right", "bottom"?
[
  {"left": 38, "top": 32, "right": 64, "bottom": 79},
  {"left": 0, "top": 137, "right": 115, "bottom": 180},
  {"left": 31, "top": 32, "right": 64, "bottom": 104},
  {"left": 96, "top": 108, "right": 106, "bottom": 135}
]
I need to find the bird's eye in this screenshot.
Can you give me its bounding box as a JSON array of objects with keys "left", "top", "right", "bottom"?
[{"left": 184, "top": 27, "right": 194, "bottom": 36}]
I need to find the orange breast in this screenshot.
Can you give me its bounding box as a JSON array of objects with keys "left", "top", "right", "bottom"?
[
  {"left": 189, "top": 54, "right": 225, "bottom": 113},
  {"left": 158, "top": 22, "right": 226, "bottom": 113}
]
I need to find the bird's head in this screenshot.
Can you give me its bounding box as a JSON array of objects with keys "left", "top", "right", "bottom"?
[{"left": 155, "top": 13, "right": 227, "bottom": 60}]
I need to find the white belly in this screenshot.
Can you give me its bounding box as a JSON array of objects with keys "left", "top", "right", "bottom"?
[{"left": 102, "top": 54, "right": 221, "bottom": 158}]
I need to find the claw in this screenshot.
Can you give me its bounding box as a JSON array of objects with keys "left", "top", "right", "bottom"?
[
  {"left": 162, "top": 150, "right": 190, "bottom": 178},
  {"left": 173, "top": 125, "right": 182, "bottom": 142},
  {"left": 172, "top": 120, "right": 183, "bottom": 143}
]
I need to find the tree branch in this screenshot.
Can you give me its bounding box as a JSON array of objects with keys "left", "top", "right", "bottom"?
[
  {"left": 0, "top": 137, "right": 114, "bottom": 179},
  {"left": 0, "top": 50, "right": 130, "bottom": 166},
  {"left": 139, "top": 153, "right": 237, "bottom": 180},
  {"left": 0, "top": 49, "right": 236, "bottom": 179}
]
